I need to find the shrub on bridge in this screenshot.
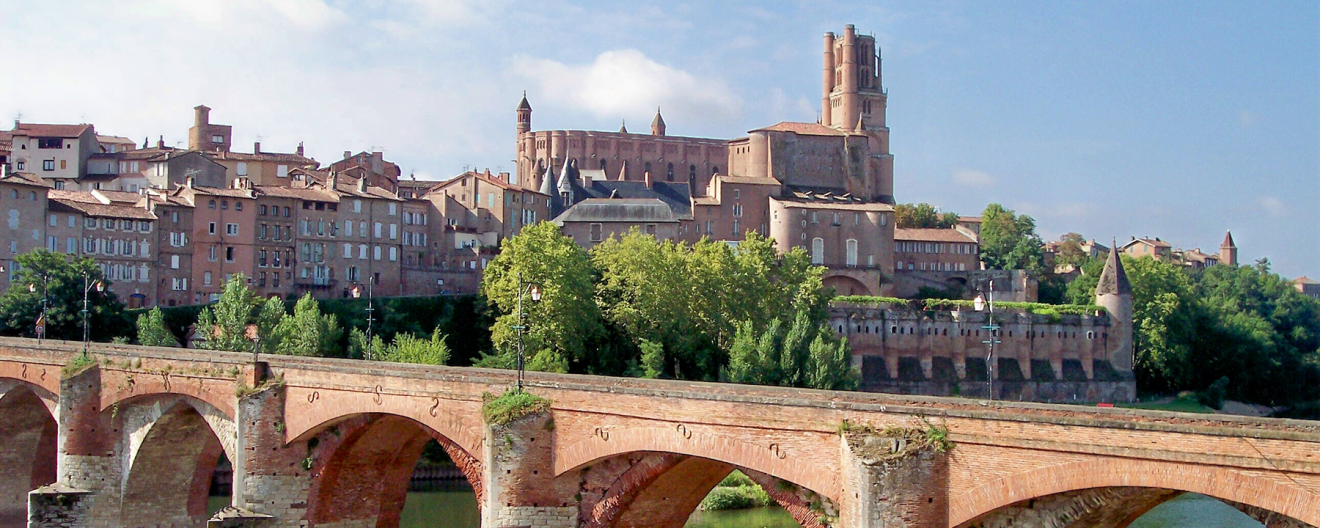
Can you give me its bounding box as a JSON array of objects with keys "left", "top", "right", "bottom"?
[{"left": 481, "top": 389, "right": 551, "bottom": 425}]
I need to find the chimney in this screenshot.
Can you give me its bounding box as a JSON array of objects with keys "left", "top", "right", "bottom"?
[
  {"left": 343, "top": 150, "right": 351, "bottom": 161},
  {"left": 328, "top": 170, "right": 337, "bottom": 190},
  {"left": 371, "top": 151, "right": 383, "bottom": 174},
  {"left": 296, "top": 142, "right": 304, "bottom": 157},
  {"left": 357, "top": 177, "right": 367, "bottom": 193},
  {"left": 157, "top": 135, "right": 165, "bottom": 149},
  {"left": 253, "top": 142, "right": 261, "bottom": 154},
  {"left": 194, "top": 105, "right": 210, "bottom": 127},
  {"left": 186, "top": 176, "right": 195, "bottom": 189}
]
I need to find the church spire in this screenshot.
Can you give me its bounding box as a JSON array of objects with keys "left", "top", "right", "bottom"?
[
  {"left": 618, "top": 119, "right": 628, "bottom": 134},
  {"left": 651, "top": 107, "right": 666, "bottom": 136}
]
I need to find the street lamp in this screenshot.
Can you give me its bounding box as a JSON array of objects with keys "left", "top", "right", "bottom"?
[
  {"left": 81, "top": 274, "right": 104, "bottom": 358},
  {"left": 511, "top": 273, "right": 542, "bottom": 392},
  {"left": 30, "top": 275, "right": 49, "bottom": 344},
  {"left": 973, "top": 279, "right": 999, "bottom": 400},
  {"left": 350, "top": 276, "right": 376, "bottom": 360}
]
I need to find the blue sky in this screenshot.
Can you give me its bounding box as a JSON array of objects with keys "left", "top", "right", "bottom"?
[{"left": 2, "top": 1, "right": 1316, "bottom": 278}]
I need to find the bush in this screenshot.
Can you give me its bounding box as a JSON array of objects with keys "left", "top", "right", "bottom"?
[
  {"left": 699, "top": 484, "right": 771, "bottom": 510},
  {"left": 1198, "top": 376, "right": 1229, "bottom": 410},
  {"left": 481, "top": 389, "right": 550, "bottom": 425}
]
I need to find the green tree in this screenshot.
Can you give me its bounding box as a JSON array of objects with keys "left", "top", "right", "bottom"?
[
  {"left": 725, "top": 308, "right": 857, "bottom": 390},
  {"left": 271, "top": 294, "right": 342, "bottom": 357},
  {"left": 136, "top": 307, "right": 177, "bottom": 347},
  {"left": 347, "top": 327, "right": 387, "bottom": 360},
  {"left": 382, "top": 328, "right": 450, "bottom": 365},
  {"left": 481, "top": 221, "right": 603, "bottom": 372},
  {"left": 978, "top": 203, "right": 1046, "bottom": 274},
  {"left": 894, "top": 203, "right": 958, "bottom": 229},
  {"left": 1053, "top": 232, "right": 1089, "bottom": 271},
  {"left": 195, "top": 274, "right": 266, "bottom": 352},
  {"left": 0, "top": 250, "right": 123, "bottom": 341}
]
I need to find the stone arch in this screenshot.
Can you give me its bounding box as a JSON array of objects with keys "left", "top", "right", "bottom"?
[
  {"left": 577, "top": 452, "right": 829, "bottom": 528},
  {"left": 555, "top": 424, "right": 837, "bottom": 503},
  {"left": 282, "top": 387, "right": 484, "bottom": 459},
  {"left": 100, "top": 368, "right": 236, "bottom": 421},
  {"left": 824, "top": 275, "right": 871, "bottom": 297},
  {"left": 116, "top": 396, "right": 230, "bottom": 527},
  {"left": 0, "top": 381, "right": 58, "bottom": 525},
  {"left": 950, "top": 458, "right": 1320, "bottom": 527},
  {"left": 304, "top": 413, "right": 484, "bottom": 528}
]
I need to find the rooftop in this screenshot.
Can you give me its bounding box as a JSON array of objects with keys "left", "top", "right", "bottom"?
[
  {"left": 554, "top": 198, "right": 680, "bottom": 224},
  {"left": 752, "top": 121, "right": 848, "bottom": 136},
  {"left": 894, "top": 228, "right": 978, "bottom": 243},
  {"left": 12, "top": 122, "right": 93, "bottom": 138}
]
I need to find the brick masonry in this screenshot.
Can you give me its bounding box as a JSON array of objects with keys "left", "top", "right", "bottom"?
[{"left": 1, "top": 338, "right": 1317, "bottom": 527}]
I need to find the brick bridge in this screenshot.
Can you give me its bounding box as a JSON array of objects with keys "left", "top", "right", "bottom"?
[{"left": 0, "top": 337, "right": 1316, "bottom": 528}]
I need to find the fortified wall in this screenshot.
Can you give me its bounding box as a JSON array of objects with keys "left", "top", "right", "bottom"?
[{"left": 833, "top": 247, "right": 1137, "bottom": 403}]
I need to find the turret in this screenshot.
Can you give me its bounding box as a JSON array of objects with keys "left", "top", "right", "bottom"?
[
  {"left": 516, "top": 92, "right": 532, "bottom": 136},
  {"left": 556, "top": 158, "right": 576, "bottom": 207},
  {"left": 537, "top": 163, "right": 555, "bottom": 196},
  {"left": 1095, "top": 241, "right": 1133, "bottom": 372},
  {"left": 822, "top": 31, "right": 835, "bottom": 127},
  {"left": 651, "top": 107, "right": 665, "bottom": 136},
  {"left": 1219, "top": 231, "right": 1238, "bottom": 266}
]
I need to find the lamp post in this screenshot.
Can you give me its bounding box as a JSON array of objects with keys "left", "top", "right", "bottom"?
[
  {"left": 973, "top": 279, "right": 999, "bottom": 400},
  {"left": 350, "top": 276, "right": 376, "bottom": 360},
  {"left": 81, "top": 274, "right": 105, "bottom": 358},
  {"left": 30, "top": 275, "right": 49, "bottom": 344},
  {"left": 511, "top": 272, "right": 542, "bottom": 392}
]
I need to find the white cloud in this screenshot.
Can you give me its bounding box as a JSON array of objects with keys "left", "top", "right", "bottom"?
[
  {"left": 511, "top": 49, "right": 741, "bottom": 126},
  {"left": 952, "top": 168, "right": 996, "bottom": 187},
  {"left": 1257, "top": 196, "right": 1289, "bottom": 218}
]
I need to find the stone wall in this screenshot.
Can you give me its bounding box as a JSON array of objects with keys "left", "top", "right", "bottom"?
[{"left": 832, "top": 301, "right": 1136, "bottom": 402}]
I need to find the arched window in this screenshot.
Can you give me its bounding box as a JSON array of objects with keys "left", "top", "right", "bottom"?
[
  {"left": 689, "top": 164, "right": 696, "bottom": 180},
  {"left": 712, "top": 166, "right": 720, "bottom": 175},
  {"left": 599, "top": 159, "right": 607, "bottom": 172},
  {"left": 644, "top": 161, "right": 652, "bottom": 175},
  {"left": 666, "top": 162, "right": 674, "bottom": 182},
  {"left": 811, "top": 237, "right": 824, "bottom": 265}
]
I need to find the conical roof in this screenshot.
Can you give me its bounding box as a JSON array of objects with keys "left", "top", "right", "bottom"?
[
  {"left": 1096, "top": 241, "right": 1131, "bottom": 296},
  {"left": 556, "top": 158, "right": 575, "bottom": 194},
  {"left": 1221, "top": 230, "right": 1236, "bottom": 248},
  {"left": 651, "top": 108, "right": 665, "bottom": 128},
  {"left": 517, "top": 91, "right": 531, "bottom": 111},
  {"left": 618, "top": 120, "right": 628, "bottom": 134},
  {"left": 538, "top": 163, "right": 555, "bottom": 195}
]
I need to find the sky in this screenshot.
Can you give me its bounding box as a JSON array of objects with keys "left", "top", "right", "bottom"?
[{"left": 1, "top": 1, "right": 1317, "bottom": 278}]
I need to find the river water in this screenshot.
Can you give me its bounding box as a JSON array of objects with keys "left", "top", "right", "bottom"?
[{"left": 382, "top": 490, "right": 1266, "bottom": 528}]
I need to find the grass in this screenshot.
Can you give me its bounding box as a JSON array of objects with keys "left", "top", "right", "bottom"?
[
  {"left": 1119, "top": 392, "right": 1214, "bottom": 414},
  {"left": 61, "top": 353, "right": 97, "bottom": 378},
  {"left": 481, "top": 389, "right": 551, "bottom": 425}
]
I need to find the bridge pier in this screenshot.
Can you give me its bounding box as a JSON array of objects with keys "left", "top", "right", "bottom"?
[
  {"left": 838, "top": 429, "right": 948, "bottom": 528},
  {"left": 228, "top": 381, "right": 312, "bottom": 527},
  {"left": 482, "top": 408, "right": 577, "bottom": 528},
  {"left": 29, "top": 366, "right": 125, "bottom": 528}
]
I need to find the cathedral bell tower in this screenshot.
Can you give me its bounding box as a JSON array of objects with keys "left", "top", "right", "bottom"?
[{"left": 821, "top": 25, "right": 885, "bottom": 132}]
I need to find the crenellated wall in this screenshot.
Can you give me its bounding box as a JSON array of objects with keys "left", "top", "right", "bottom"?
[{"left": 831, "top": 302, "right": 1136, "bottom": 402}]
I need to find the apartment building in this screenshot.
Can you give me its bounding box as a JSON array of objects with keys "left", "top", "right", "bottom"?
[
  {"left": 893, "top": 228, "right": 980, "bottom": 272},
  {"left": 176, "top": 180, "right": 258, "bottom": 303},
  {"left": 145, "top": 190, "right": 195, "bottom": 307},
  {"left": 0, "top": 170, "right": 51, "bottom": 293},
  {"left": 8, "top": 123, "right": 99, "bottom": 189},
  {"left": 44, "top": 190, "right": 158, "bottom": 307}
]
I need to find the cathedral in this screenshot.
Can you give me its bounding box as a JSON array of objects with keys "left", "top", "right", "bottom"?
[{"left": 514, "top": 25, "right": 898, "bottom": 296}]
